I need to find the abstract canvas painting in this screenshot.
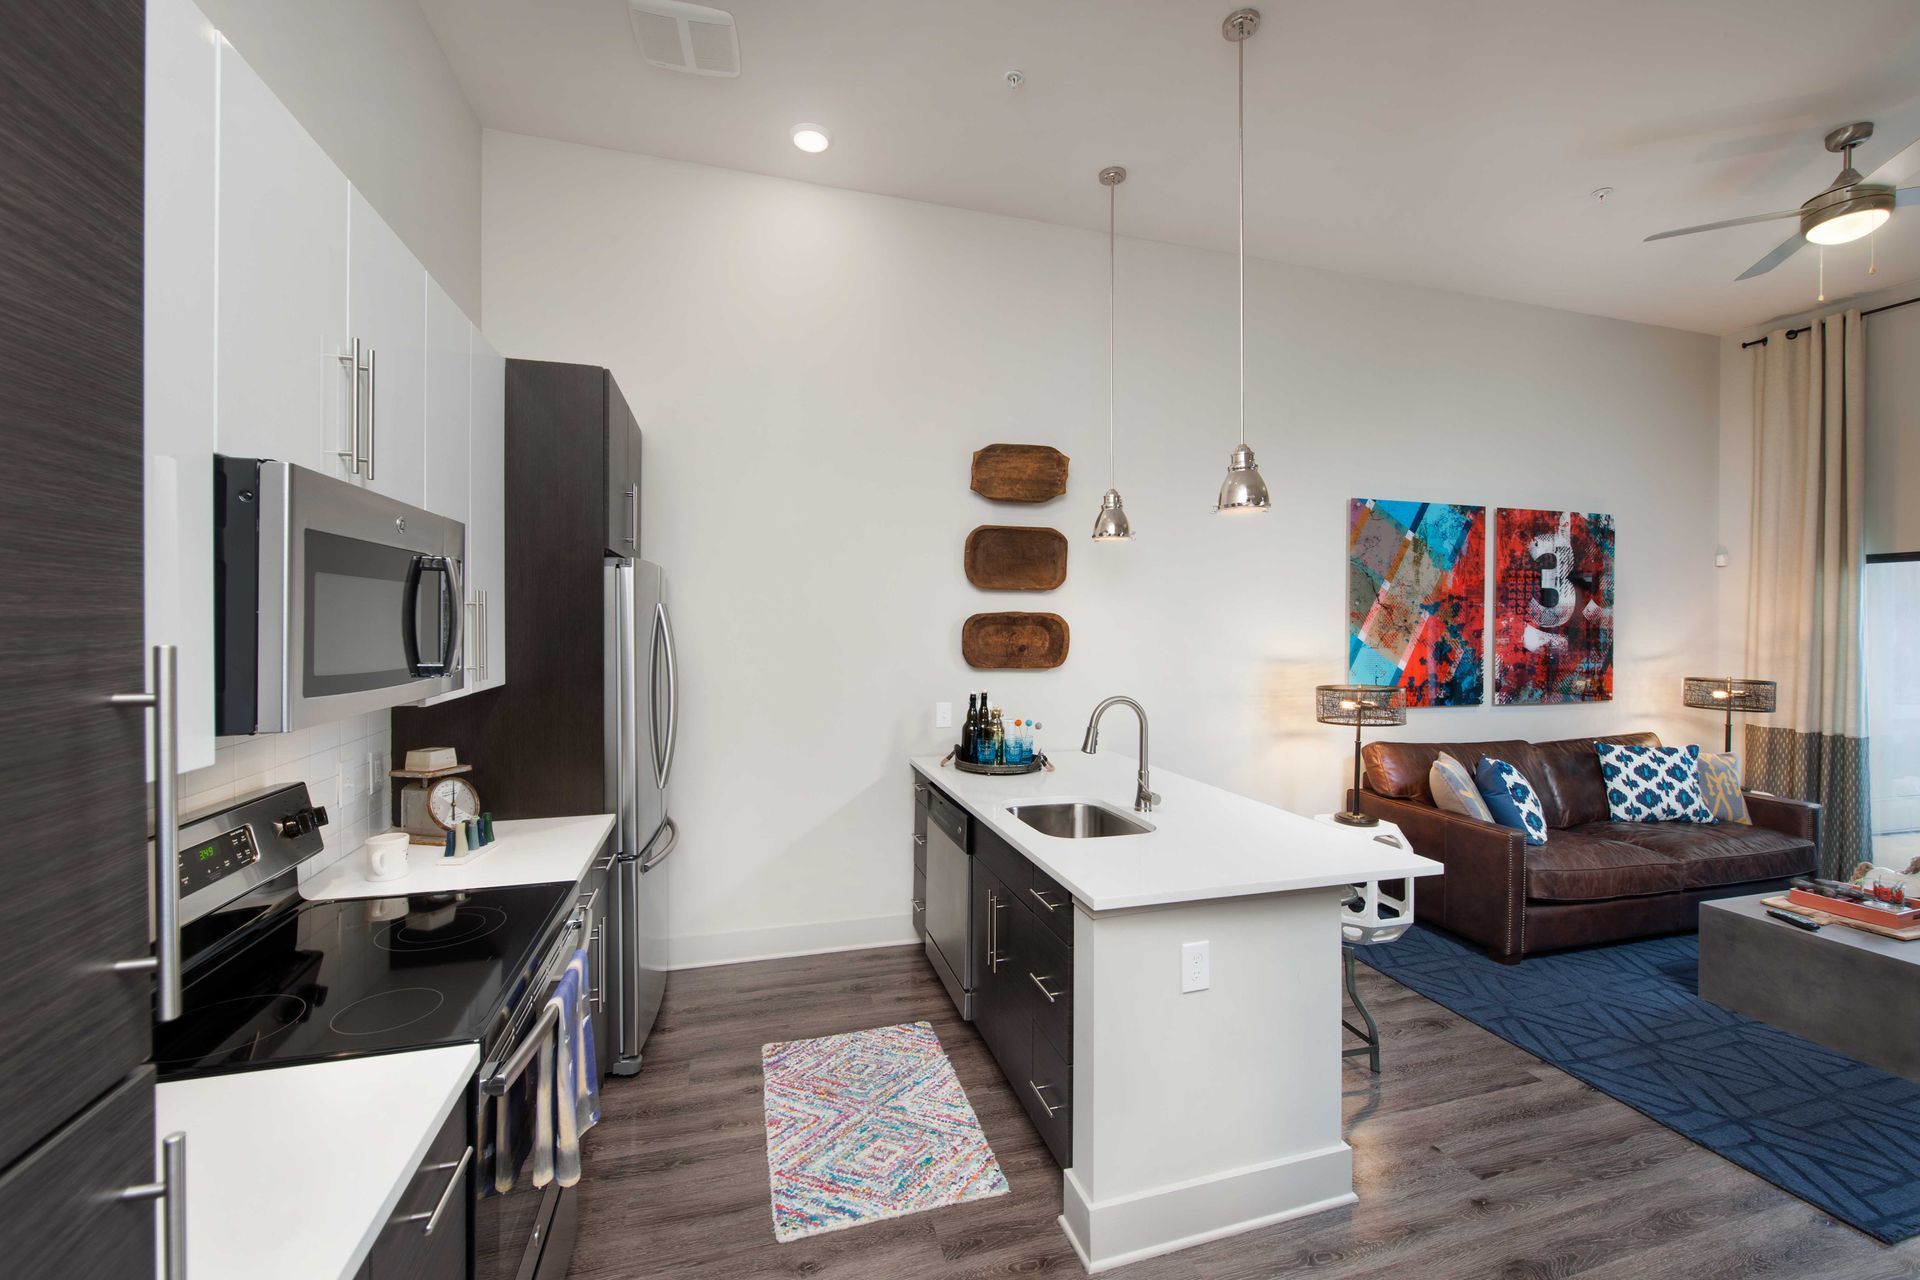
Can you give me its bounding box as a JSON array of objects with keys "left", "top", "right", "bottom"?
[
  {"left": 1492, "top": 508, "right": 1615, "bottom": 704},
  {"left": 1346, "top": 499, "right": 1486, "bottom": 707}
]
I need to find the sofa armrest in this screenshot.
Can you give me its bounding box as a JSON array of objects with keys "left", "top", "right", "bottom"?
[
  {"left": 1355, "top": 789, "right": 1529, "bottom": 962},
  {"left": 1743, "top": 790, "right": 1820, "bottom": 846}
]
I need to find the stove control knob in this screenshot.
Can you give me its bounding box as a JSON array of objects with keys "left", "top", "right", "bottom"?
[
  {"left": 311, "top": 805, "right": 330, "bottom": 828},
  {"left": 274, "top": 815, "right": 302, "bottom": 838}
]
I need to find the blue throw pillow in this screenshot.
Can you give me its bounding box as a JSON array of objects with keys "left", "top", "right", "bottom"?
[
  {"left": 1596, "top": 742, "right": 1714, "bottom": 823},
  {"left": 1474, "top": 756, "right": 1549, "bottom": 846}
]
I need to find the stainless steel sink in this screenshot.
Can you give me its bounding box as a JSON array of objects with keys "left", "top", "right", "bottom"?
[{"left": 1006, "top": 801, "right": 1152, "bottom": 839}]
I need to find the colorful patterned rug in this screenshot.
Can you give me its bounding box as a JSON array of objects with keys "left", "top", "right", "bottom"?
[
  {"left": 761, "top": 1021, "right": 1008, "bottom": 1241},
  {"left": 1359, "top": 926, "right": 1920, "bottom": 1243}
]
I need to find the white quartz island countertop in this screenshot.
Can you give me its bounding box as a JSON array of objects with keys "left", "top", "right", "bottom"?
[
  {"left": 155, "top": 1045, "right": 477, "bottom": 1280},
  {"left": 299, "top": 813, "right": 616, "bottom": 900},
  {"left": 910, "top": 751, "right": 1439, "bottom": 911}
]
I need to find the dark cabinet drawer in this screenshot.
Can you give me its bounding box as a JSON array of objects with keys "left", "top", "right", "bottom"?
[
  {"left": 1022, "top": 1028, "right": 1073, "bottom": 1168},
  {"left": 970, "top": 859, "right": 1027, "bottom": 1083},
  {"left": 912, "top": 773, "right": 931, "bottom": 811},
  {"left": 370, "top": 1096, "right": 470, "bottom": 1280},
  {"left": 1017, "top": 904, "right": 1072, "bottom": 1064},
  {"left": 911, "top": 866, "right": 927, "bottom": 941},
  {"left": 0, "top": 1067, "right": 156, "bottom": 1280},
  {"left": 1027, "top": 864, "right": 1074, "bottom": 945},
  {"left": 971, "top": 821, "right": 1029, "bottom": 900}
]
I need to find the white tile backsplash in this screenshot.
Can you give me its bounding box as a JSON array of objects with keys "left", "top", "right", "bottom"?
[{"left": 195, "top": 711, "right": 393, "bottom": 872}]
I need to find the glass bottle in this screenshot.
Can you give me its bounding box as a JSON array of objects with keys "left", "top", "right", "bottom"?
[
  {"left": 989, "top": 707, "right": 1005, "bottom": 765},
  {"left": 961, "top": 694, "right": 977, "bottom": 761}
]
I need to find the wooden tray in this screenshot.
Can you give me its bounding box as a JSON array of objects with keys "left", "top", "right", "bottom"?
[
  {"left": 1762, "top": 895, "right": 1920, "bottom": 941},
  {"left": 970, "top": 444, "right": 1068, "bottom": 503},
  {"left": 962, "top": 612, "right": 1069, "bottom": 669},
  {"left": 964, "top": 525, "right": 1067, "bottom": 591}
]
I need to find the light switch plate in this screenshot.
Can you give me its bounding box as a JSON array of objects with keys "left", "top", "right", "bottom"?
[
  {"left": 1181, "top": 940, "right": 1210, "bottom": 993},
  {"left": 936, "top": 701, "right": 952, "bottom": 728}
]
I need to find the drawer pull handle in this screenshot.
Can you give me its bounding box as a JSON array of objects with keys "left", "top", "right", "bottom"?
[
  {"left": 395, "top": 1146, "right": 472, "bottom": 1236},
  {"left": 912, "top": 834, "right": 926, "bottom": 846},
  {"left": 1029, "top": 972, "right": 1064, "bottom": 1003},
  {"left": 1028, "top": 1080, "right": 1065, "bottom": 1117},
  {"left": 910, "top": 898, "right": 925, "bottom": 914},
  {"left": 1029, "top": 887, "right": 1062, "bottom": 912}
]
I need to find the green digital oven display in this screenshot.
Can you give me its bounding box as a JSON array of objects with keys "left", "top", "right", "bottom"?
[
  {"left": 178, "top": 825, "right": 259, "bottom": 893},
  {"left": 197, "top": 844, "right": 218, "bottom": 861}
]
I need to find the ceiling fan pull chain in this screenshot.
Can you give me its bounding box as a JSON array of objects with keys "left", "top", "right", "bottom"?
[
  {"left": 1817, "top": 246, "right": 1825, "bottom": 303},
  {"left": 1869, "top": 234, "right": 1877, "bottom": 276}
]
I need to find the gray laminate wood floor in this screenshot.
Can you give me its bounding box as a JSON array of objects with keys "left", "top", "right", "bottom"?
[{"left": 569, "top": 945, "right": 1920, "bottom": 1279}]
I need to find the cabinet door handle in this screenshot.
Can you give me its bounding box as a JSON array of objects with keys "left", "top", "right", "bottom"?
[
  {"left": 911, "top": 834, "right": 926, "bottom": 847},
  {"left": 1028, "top": 1081, "right": 1064, "bottom": 1117},
  {"left": 395, "top": 1146, "right": 472, "bottom": 1235},
  {"left": 109, "top": 645, "right": 182, "bottom": 1021},
  {"left": 1029, "top": 888, "right": 1062, "bottom": 912},
  {"left": 335, "top": 338, "right": 363, "bottom": 474},
  {"left": 910, "top": 898, "right": 925, "bottom": 914},
  {"left": 588, "top": 921, "right": 605, "bottom": 1009},
  {"left": 363, "top": 346, "right": 377, "bottom": 480},
  {"left": 120, "top": 1130, "right": 186, "bottom": 1280},
  {"left": 463, "top": 599, "right": 480, "bottom": 673},
  {"left": 478, "top": 590, "right": 489, "bottom": 682},
  {"left": 1029, "top": 972, "right": 1064, "bottom": 1003},
  {"left": 626, "top": 484, "right": 639, "bottom": 548}
]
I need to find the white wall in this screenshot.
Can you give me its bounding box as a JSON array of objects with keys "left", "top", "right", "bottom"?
[
  {"left": 197, "top": 0, "right": 482, "bottom": 316},
  {"left": 482, "top": 131, "right": 1726, "bottom": 968}
]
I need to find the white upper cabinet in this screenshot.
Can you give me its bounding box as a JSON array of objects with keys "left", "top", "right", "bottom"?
[
  {"left": 214, "top": 39, "right": 348, "bottom": 474},
  {"left": 145, "top": 0, "right": 219, "bottom": 773},
  {"left": 470, "top": 329, "right": 508, "bottom": 693},
  {"left": 423, "top": 278, "right": 471, "bottom": 525},
  {"left": 347, "top": 191, "right": 427, "bottom": 508}
]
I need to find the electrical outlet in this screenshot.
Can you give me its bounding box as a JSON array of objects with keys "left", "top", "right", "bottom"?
[
  {"left": 1181, "top": 940, "right": 1210, "bottom": 993},
  {"left": 936, "top": 701, "right": 952, "bottom": 729}
]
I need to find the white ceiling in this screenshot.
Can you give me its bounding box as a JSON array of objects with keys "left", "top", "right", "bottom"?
[{"left": 420, "top": 0, "right": 1920, "bottom": 335}]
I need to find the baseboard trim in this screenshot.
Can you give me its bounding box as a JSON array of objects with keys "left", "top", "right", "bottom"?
[
  {"left": 656, "top": 913, "right": 919, "bottom": 971},
  {"left": 1058, "top": 1145, "right": 1355, "bottom": 1274}
]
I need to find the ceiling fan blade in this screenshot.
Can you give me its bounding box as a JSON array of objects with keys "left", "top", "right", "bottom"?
[
  {"left": 1736, "top": 232, "right": 1806, "bottom": 281},
  {"left": 1865, "top": 136, "right": 1920, "bottom": 187},
  {"left": 1643, "top": 209, "right": 1799, "bottom": 242}
]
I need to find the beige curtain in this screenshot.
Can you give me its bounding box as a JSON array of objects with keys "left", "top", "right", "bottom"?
[{"left": 1744, "top": 308, "right": 1870, "bottom": 878}]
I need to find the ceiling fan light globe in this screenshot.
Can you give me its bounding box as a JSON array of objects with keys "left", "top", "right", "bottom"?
[{"left": 1804, "top": 206, "right": 1890, "bottom": 245}]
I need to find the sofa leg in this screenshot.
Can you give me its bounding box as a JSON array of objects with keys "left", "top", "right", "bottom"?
[{"left": 1487, "top": 946, "right": 1524, "bottom": 965}]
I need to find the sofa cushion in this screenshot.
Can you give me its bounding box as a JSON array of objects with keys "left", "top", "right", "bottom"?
[
  {"left": 1525, "top": 830, "right": 1686, "bottom": 901},
  {"left": 1475, "top": 756, "right": 1550, "bottom": 846},
  {"left": 1363, "top": 739, "right": 1539, "bottom": 805},
  {"left": 1429, "top": 753, "right": 1494, "bottom": 823},
  {"left": 1596, "top": 742, "right": 1714, "bottom": 823},
  {"left": 1696, "top": 753, "right": 1750, "bottom": 824},
  {"left": 1590, "top": 820, "right": 1814, "bottom": 890},
  {"left": 1529, "top": 732, "right": 1662, "bottom": 828}
]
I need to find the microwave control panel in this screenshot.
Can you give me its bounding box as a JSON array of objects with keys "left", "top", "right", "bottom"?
[{"left": 178, "top": 824, "right": 261, "bottom": 896}]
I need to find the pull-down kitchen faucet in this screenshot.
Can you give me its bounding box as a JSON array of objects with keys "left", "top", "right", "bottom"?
[{"left": 1081, "top": 695, "right": 1159, "bottom": 812}]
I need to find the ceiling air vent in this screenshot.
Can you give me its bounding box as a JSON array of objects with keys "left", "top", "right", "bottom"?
[{"left": 629, "top": 1, "right": 740, "bottom": 77}]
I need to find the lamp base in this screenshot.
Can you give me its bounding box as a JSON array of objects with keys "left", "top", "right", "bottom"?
[{"left": 1331, "top": 810, "right": 1379, "bottom": 828}]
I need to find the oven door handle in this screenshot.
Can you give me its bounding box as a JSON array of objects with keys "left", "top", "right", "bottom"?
[{"left": 480, "top": 1000, "right": 559, "bottom": 1096}]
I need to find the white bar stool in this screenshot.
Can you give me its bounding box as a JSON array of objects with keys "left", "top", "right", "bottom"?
[{"left": 1315, "top": 817, "right": 1416, "bottom": 1074}]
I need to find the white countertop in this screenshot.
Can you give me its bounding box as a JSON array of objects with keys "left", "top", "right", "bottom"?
[
  {"left": 155, "top": 1045, "right": 478, "bottom": 1280},
  {"left": 911, "top": 753, "right": 1440, "bottom": 912},
  {"left": 299, "top": 813, "right": 616, "bottom": 900}
]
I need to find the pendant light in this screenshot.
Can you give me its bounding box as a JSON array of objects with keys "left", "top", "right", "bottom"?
[
  {"left": 1215, "top": 7, "right": 1270, "bottom": 515},
  {"left": 1092, "top": 165, "right": 1134, "bottom": 542}
]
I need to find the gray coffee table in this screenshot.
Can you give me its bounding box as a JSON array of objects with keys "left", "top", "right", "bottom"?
[{"left": 1698, "top": 893, "right": 1920, "bottom": 1082}]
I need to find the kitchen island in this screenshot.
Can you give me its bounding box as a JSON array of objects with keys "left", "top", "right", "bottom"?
[{"left": 909, "top": 751, "right": 1440, "bottom": 1274}]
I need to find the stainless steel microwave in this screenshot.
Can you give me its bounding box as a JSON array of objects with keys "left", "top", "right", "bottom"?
[{"left": 215, "top": 457, "right": 466, "bottom": 734}]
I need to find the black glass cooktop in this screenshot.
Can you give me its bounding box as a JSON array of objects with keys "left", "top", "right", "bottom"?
[{"left": 154, "top": 882, "right": 573, "bottom": 1078}]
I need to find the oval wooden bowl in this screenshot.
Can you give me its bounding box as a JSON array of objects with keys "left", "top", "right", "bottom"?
[
  {"left": 964, "top": 525, "right": 1067, "bottom": 592},
  {"left": 962, "top": 612, "right": 1070, "bottom": 669},
  {"left": 970, "top": 444, "right": 1068, "bottom": 503}
]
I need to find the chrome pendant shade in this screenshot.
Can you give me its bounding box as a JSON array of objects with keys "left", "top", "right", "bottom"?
[
  {"left": 1214, "top": 7, "right": 1270, "bottom": 516},
  {"left": 1092, "top": 164, "right": 1134, "bottom": 541}
]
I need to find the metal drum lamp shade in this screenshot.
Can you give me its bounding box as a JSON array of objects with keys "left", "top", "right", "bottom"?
[
  {"left": 1316, "top": 684, "right": 1407, "bottom": 827},
  {"left": 1683, "top": 676, "right": 1777, "bottom": 754}
]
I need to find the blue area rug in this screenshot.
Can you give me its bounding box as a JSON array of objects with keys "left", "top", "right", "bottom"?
[{"left": 1357, "top": 927, "right": 1920, "bottom": 1243}]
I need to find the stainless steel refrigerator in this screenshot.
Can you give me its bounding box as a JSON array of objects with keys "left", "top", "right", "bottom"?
[{"left": 605, "top": 558, "right": 676, "bottom": 1074}]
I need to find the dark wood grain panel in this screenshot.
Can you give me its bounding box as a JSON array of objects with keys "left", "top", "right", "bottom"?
[
  {"left": 0, "top": 0, "right": 152, "bottom": 1172},
  {"left": 963, "top": 525, "right": 1067, "bottom": 591},
  {"left": 563, "top": 945, "right": 1920, "bottom": 1280},
  {"left": 0, "top": 1068, "right": 157, "bottom": 1278},
  {"left": 969, "top": 444, "right": 1068, "bottom": 503},
  {"left": 961, "top": 612, "right": 1069, "bottom": 669}
]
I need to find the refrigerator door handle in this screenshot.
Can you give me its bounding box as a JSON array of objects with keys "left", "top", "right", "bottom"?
[
  {"left": 657, "top": 600, "right": 678, "bottom": 790},
  {"left": 616, "top": 563, "right": 637, "bottom": 858},
  {"left": 639, "top": 816, "right": 677, "bottom": 872}
]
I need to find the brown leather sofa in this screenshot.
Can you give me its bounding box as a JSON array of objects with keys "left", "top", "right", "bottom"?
[{"left": 1354, "top": 732, "right": 1819, "bottom": 963}]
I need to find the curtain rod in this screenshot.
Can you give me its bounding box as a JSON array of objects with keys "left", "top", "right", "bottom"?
[{"left": 1740, "top": 293, "right": 1920, "bottom": 348}]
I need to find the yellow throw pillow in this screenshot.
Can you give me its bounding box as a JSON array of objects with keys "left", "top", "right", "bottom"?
[{"left": 1695, "top": 752, "right": 1748, "bottom": 824}]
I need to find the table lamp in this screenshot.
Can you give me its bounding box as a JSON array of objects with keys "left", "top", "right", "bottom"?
[
  {"left": 1316, "top": 684, "right": 1407, "bottom": 827},
  {"left": 1683, "top": 677, "right": 1777, "bottom": 754}
]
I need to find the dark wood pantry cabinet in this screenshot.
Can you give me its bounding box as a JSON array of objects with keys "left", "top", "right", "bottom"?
[{"left": 0, "top": 0, "right": 171, "bottom": 1274}]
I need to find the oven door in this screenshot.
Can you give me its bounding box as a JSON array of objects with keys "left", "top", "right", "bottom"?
[
  {"left": 474, "top": 910, "right": 585, "bottom": 1280},
  {"left": 250, "top": 460, "right": 467, "bottom": 732}
]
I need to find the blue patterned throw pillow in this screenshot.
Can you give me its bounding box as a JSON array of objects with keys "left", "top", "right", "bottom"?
[
  {"left": 1596, "top": 742, "right": 1714, "bottom": 823},
  {"left": 1473, "top": 756, "right": 1549, "bottom": 846}
]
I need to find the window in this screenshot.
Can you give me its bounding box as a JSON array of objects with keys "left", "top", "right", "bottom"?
[{"left": 1865, "top": 553, "right": 1920, "bottom": 867}]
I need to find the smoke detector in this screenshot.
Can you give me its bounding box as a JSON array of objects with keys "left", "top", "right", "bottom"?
[{"left": 628, "top": 1, "right": 740, "bottom": 77}]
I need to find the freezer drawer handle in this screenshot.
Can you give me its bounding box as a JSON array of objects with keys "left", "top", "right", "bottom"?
[
  {"left": 120, "top": 1130, "right": 186, "bottom": 1280},
  {"left": 640, "top": 816, "right": 678, "bottom": 872},
  {"left": 394, "top": 1147, "right": 472, "bottom": 1236}
]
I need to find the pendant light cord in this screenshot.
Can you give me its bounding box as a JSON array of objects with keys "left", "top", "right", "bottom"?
[
  {"left": 1108, "top": 179, "right": 1117, "bottom": 489},
  {"left": 1236, "top": 33, "right": 1246, "bottom": 449}
]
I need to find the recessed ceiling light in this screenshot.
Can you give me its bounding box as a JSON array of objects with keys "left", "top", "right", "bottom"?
[{"left": 791, "top": 124, "right": 830, "bottom": 154}]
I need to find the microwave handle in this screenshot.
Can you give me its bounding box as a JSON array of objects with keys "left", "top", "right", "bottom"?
[{"left": 401, "top": 555, "right": 464, "bottom": 678}]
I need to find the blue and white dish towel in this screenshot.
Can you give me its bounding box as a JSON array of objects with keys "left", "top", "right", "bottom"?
[{"left": 531, "top": 948, "right": 602, "bottom": 1189}]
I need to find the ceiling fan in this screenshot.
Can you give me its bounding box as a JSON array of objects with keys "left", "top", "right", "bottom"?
[{"left": 1645, "top": 121, "right": 1920, "bottom": 280}]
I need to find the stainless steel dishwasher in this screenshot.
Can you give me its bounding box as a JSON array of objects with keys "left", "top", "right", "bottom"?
[{"left": 922, "top": 784, "right": 973, "bottom": 1019}]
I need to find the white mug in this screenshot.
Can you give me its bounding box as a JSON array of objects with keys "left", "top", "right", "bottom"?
[{"left": 366, "top": 832, "right": 411, "bottom": 883}]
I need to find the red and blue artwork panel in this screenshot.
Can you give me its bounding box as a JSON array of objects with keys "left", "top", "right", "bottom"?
[
  {"left": 1346, "top": 499, "right": 1486, "bottom": 708},
  {"left": 1492, "top": 508, "right": 1615, "bottom": 704}
]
